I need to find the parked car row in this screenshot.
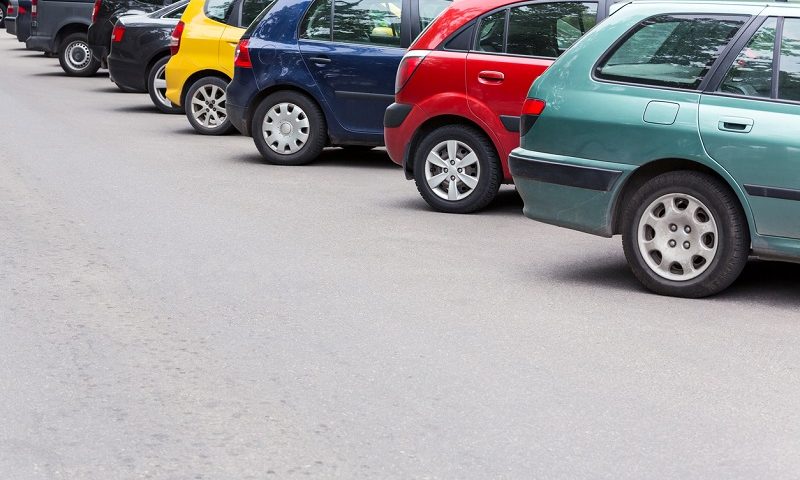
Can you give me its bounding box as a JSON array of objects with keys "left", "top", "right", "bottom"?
[{"left": 6, "top": 0, "right": 800, "bottom": 298}]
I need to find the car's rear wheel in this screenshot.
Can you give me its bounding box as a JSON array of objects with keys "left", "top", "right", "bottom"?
[
  {"left": 59, "top": 33, "right": 101, "bottom": 77},
  {"left": 621, "top": 170, "right": 749, "bottom": 298},
  {"left": 148, "top": 56, "right": 182, "bottom": 114},
  {"left": 413, "top": 125, "right": 501, "bottom": 214},
  {"left": 185, "top": 76, "right": 234, "bottom": 135},
  {"left": 251, "top": 91, "right": 327, "bottom": 166},
  {"left": 0, "top": 3, "right": 6, "bottom": 28}
]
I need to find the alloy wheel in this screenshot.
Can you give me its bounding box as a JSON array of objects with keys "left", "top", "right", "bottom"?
[
  {"left": 637, "top": 193, "right": 719, "bottom": 281},
  {"left": 425, "top": 140, "right": 480, "bottom": 201},
  {"left": 152, "top": 63, "right": 169, "bottom": 108},
  {"left": 65, "top": 41, "right": 92, "bottom": 72},
  {"left": 190, "top": 84, "right": 227, "bottom": 129},
  {"left": 262, "top": 102, "right": 309, "bottom": 155}
]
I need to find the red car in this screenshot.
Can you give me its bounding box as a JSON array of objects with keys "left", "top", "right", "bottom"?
[{"left": 385, "top": 0, "right": 613, "bottom": 213}]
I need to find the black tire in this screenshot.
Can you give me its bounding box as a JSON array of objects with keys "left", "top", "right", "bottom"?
[
  {"left": 412, "top": 125, "right": 501, "bottom": 214},
  {"left": 0, "top": 3, "right": 7, "bottom": 29},
  {"left": 58, "top": 33, "right": 101, "bottom": 77},
  {"left": 251, "top": 91, "right": 327, "bottom": 166},
  {"left": 147, "top": 56, "right": 182, "bottom": 114},
  {"left": 621, "top": 170, "right": 750, "bottom": 298},
  {"left": 184, "top": 76, "right": 234, "bottom": 135}
]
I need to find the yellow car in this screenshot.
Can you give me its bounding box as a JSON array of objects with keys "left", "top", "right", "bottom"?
[{"left": 166, "top": 0, "right": 270, "bottom": 135}]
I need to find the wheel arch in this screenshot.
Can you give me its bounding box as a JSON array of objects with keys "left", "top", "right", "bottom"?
[
  {"left": 403, "top": 114, "right": 498, "bottom": 179},
  {"left": 54, "top": 22, "right": 89, "bottom": 49},
  {"left": 610, "top": 157, "right": 755, "bottom": 238},
  {"left": 180, "top": 69, "right": 230, "bottom": 106}
]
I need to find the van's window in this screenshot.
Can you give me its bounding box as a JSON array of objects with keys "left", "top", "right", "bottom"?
[
  {"left": 719, "top": 18, "right": 777, "bottom": 98},
  {"left": 240, "top": 0, "right": 273, "bottom": 27},
  {"left": 333, "top": 0, "right": 402, "bottom": 47},
  {"left": 299, "top": 0, "right": 332, "bottom": 41},
  {"left": 597, "top": 15, "right": 747, "bottom": 89},
  {"left": 477, "top": 10, "right": 505, "bottom": 53},
  {"left": 779, "top": 18, "right": 800, "bottom": 101},
  {"left": 419, "top": 0, "right": 451, "bottom": 31},
  {"left": 204, "top": 0, "right": 236, "bottom": 23},
  {"left": 507, "top": 2, "right": 597, "bottom": 57}
]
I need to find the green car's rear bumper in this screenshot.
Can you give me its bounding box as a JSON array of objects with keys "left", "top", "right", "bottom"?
[{"left": 509, "top": 149, "right": 637, "bottom": 238}]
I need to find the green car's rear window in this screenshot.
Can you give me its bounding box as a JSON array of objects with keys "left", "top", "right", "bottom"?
[{"left": 596, "top": 14, "right": 747, "bottom": 90}]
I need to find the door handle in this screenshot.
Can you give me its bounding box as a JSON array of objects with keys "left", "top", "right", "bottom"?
[
  {"left": 478, "top": 70, "right": 505, "bottom": 83},
  {"left": 718, "top": 116, "right": 754, "bottom": 133},
  {"left": 308, "top": 56, "right": 331, "bottom": 65}
]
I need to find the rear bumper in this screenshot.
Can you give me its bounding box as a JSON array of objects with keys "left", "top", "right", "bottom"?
[
  {"left": 509, "top": 149, "right": 634, "bottom": 238},
  {"left": 107, "top": 54, "right": 146, "bottom": 92},
  {"left": 383, "top": 102, "right": 422, "bottom": 179},
  {"left": 25, "top": 34, "right": 53, "bottom": 52},
  {"left": 6, "top": 18, "right": 17, "bottom": 36},
  {"left": 227, "top": 102, "right": 248, "bottom": 135},
  {"left": 226, "top": 68, "right": 261, "bottom": 136}
]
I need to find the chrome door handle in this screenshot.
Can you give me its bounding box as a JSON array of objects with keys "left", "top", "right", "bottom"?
[{"left": 718, "top": 116, "right": 754, "bottom": 133}]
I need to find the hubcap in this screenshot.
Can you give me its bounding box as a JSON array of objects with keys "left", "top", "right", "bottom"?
[
  {"left": 637, "top": 193, "right": 719, "bottom": 281},
  {"left": 425, "top": 140, "right": 480, "bottom": 201},
  {"left": 152, "top": 64, "right": 169, "bottom": 108},
  {"left": 66, "top": 41, "right": 92, "bottom": 71},
  {"left": 190, "top": 83, "right": 227, "bottom": 129},
  {"left": 262, "top": 102, "right": 309, "bottom": 155}
]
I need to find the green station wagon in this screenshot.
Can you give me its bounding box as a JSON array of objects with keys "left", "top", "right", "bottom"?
[{"left": 509, "top": 1, "right": 800, "bottom": 297}]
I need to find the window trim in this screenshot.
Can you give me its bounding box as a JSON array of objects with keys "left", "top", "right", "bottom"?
[
  {"left": 298, "top": 0, "right": 409, "bottom": 49},
  {"left": 592, "top": 13, "right": 756, "bottom": 93},
  {"left": 472, "top": 0, "right": 601, "bottom": 60}
]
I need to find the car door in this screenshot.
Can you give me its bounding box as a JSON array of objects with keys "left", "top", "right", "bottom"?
[
  {"left": 298, "top": 0, "right": 407, "bottom": 135},
  {"left": 699, "top": 16, "right": 800, "bottom": 239},
  {"left": 465, "top": 1, "right": 599, "bottom": 157}
]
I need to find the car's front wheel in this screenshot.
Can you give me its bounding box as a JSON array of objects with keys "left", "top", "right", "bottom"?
[
  {"left": 621, "top": 170, "right": 749, "bottom": 298},
  {"left": 148, "top": 56, "right": 182, "bottom": 114},
  {"left": 251, "top": 91, "right": 327, "bottom": 165},
  {"left": 58, "top": 33, "right": 101, "bottom": 77},
  {"left": 185, "top": 76, "right": 234, "bottom": 135},
  {"left": 413, "top": 125, "right": 501, "bottom": 214}
]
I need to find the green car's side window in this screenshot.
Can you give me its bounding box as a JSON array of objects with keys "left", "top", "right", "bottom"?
[
  {"left": 597, "top": 15, "right": 747, "bottom": 90},
  {"left": 779, "top": 18, "right": 800, "bottom": 101},
  {"left": 719, "top": 18, "right": 777, "bottom": 98}
]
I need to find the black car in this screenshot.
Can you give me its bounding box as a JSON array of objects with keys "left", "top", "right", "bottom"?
[
  {"left": 7, "top": 0, "right": 31, "bottom": 43},
  {"left": 0, "top": 0, "right": 8, "bottom": 28},
  {"left": 87, "top": 0, "right": 178, "bottom": 69},
  {"left": 4, "top": 0, "right": 16, "bottom": 34},
  {"left": 107, "top": 0, "right": 185, "bottom": 112}
]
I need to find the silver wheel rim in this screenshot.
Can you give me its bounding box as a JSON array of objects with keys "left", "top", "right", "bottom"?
[
  {"left": 153, "top": 63, "right": 169, "bottom": 108},
  {"left": 0, "top": 7, "right": 5, "bottom": 23},
  {"left": 425, "top": 140, "right": 480, "bottom": 201},
  {"left": 65, "top": 41, "right": 92, "bottom": 71},
  {"left": 262, "top": 102, "right": 310, "bottom": 155},
  {"left": 190, "top": 83, "right": 227, "bottom": 129},
  {"left": 637, "top": 193, "right": 719, "bottom": 282}
]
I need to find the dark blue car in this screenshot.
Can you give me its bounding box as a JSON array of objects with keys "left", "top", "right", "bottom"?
[{"left": 227, "top": 0, "right": 451, "bottom": 165}]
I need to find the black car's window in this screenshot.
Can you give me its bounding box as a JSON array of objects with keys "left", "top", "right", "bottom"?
[
  {"left": 719, "top": 18, "right": 777, "bottom": 98},
  {"left": 333, "top": 0, "right": 403, "bottom": 47},
  {"left": 205, "top": 0, "right": 236, "bottom": 23},
  {"left": 419, "top": 0, "right": 451, "bottom": 31},
  {"left": 163, "top": 3, "right": 187, "bottom": 18},
  {"left": 779, "top": 18, "right": 800, "bottom": 101},
  {"left": 240, "top": 0, "right": 273, "bottom": 27},
  {"left": 597, "top": 15, "right": 747, "bottom": 90},
  {"left": 507, "top": 2, "right": 597, "bottom": 57},
  {"left": 477, "top": 10, "right": 506, "bottom": 53},
  {"left": 300, "top": 0, "right": 332, "bottom": 40}
]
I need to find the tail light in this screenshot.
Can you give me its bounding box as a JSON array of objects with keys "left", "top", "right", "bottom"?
[
  {"left": 91, "top": 0, "right": 101, "bottom": 23},
  {"left": 395, "top": 50, "right": 428, "bottom": 94},
  {"left": 7, "top": 4, "right": 14, "bottom": 15},
  {"left": 234, "top": 39, "right": 252, "bottom": 68},
  {"left": 112, "top": 24, "right": 125, "bottom": 42},
  {"left": 169, "top": 21, "right": 184, "bottom": 56},
  {"left": 520, "top": 98, "right": 546, "bottom": 136},
  {"left": 31, "top": 0, "right": 38, "bottom": 20},
  {"left": 17, "top": 5, "right": 26, "bottom": 14}
]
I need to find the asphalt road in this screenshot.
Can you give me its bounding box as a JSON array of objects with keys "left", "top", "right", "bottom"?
[{"left": 2, "top": 36, "right": 800, "bottom": 480}]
